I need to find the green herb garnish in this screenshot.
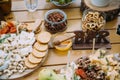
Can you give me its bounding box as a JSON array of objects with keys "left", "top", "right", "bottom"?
[
  {"left": 74, "top": 74, "right": 81, "bottom": 80},
  {"left": 98, "top": 50, "right": 105, "bottom": 59},
  {"left": 88, "top": 65, "right": 93, "bottom": 71},
  {"left": 0, "top": 34, "right": 10, "bottom": 43}
]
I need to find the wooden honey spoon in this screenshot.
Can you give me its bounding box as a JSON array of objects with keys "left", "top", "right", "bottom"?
[{"left": 53, "top": 34, "right": 75, "bottom": 45}]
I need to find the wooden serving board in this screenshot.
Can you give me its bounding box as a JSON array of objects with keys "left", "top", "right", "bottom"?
[
  {"left": 80, "top": 0, "right": 120, "bottom": 21},
  {"left": 0, "top": 51, "right": 48, "bottom": 80}
]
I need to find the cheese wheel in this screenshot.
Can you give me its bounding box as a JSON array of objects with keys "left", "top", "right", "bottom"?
[
  {"left": 32, "top": 48, "right": 47, "bottom": 58},
  {"left": 28, "top": 53, "right": 42, "bottom": 64},
  {"left": 25, "top": 58, "right": 38, "bottom": 69},
  {"left": 37, "top": 32, "right": 51, "bottom": 43},
  {"left": 34, "top": 42, "right": 48, "bottom": 52}
]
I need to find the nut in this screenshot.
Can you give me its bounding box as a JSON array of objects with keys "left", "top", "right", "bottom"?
[
  {"left": 0, "top": 71, "right": 3, "bottom": 75},
  {"left": 12, "top": 69, "right": 17, "bottom": 73},
  {"left": 45, "top": 12, "right": 67, "bottom": 33}
]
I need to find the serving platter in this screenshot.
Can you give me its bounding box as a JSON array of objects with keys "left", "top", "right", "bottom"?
[
  {"left": 74, "top": 49, "right": 120, "bottom": 80},
  {"left": 0, "top": 21, "right": 49, "bottom": 80},
  {"left": 40, "top": 49, "right": 120, "bottom": 80},
  {"left": 0, "top": 51, "right": 48, "bottom": 80}
]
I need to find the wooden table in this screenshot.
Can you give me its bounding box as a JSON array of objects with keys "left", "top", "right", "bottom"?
[{"left": 5, "top": 0, "right": 120, "bottom": 80}]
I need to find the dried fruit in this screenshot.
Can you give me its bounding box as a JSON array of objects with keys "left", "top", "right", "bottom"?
[{"left": 75, "top": 69, "right": 87, "bottom": 79}]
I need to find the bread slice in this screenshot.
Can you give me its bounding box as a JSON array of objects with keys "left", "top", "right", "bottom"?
[
  {"left": 34, "top": 42, "right": 48, "bottom": 52},
  {"left": 37, "top": 31, "right": 51, "bottom": 44},
  {"left": 28, "top": 53, "right": 42, "bottom": 64},
  {"left": 25, "top": 58, "right": 38, "bottom": 69},
  {"left": 32, "top": 48, "right": 47, "bottom": 58},
  {"left": 26, "top": 19, "right": 42, "bottom": 33}
]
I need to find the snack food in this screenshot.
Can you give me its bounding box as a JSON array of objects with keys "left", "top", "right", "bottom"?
[
  {"left": 0, "top": 21, "right": 17, "bottom": 35},
  {"left": 37, "top": 31, "right": 51, "bottom": 44},
  {"left": 76, "top": 56, "right": 106, "bottom": 80},
  {"left": 34, "top": 42, "right": 48, "bottom": 52},
  {"left": 32, "top": 48, "right": 47, "bottom": 58},
  {"left": 52, "top": 0, "right": 72, "bottom": 5},
  {"left": 38, "top": 49, "right": 120, "bottom": 80},
  {"left": 89, "top": 49, "right": 120, "bottom": 80},
  {"left": 25, "top": 31, "right": 50, "bottom": 69},
  {"left": 51, "top": 0, "right": 74, "bottom": 7},
  {"left": 0, "top": 31, "right": 35, "bottom": 78},
  {"left": 44, "top": 9, "right": 67, "bottom": 33},
  {"left": 25, "top": 58, "right": 38, "bottom": 69},
  {"left": 0, "top": 21, "right": 49, "bottom": 79},
  {"left": 26, "top": 19, "right": 42, "bottom": 33},
  {"left": 28, "top": 54, "right": 42, "bottom": 64},
  {"left": 82, "top": 10, "right": 105, "bottom": 32}
]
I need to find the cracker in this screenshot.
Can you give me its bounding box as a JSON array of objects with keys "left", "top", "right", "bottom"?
[
  {"left": 37, "top": 32, "right": 51, "bottom": 44},
  {"left": 34, "top": 42, "right": 48, "bottom": 52},
  {"left": 25, "top": 58, "right": 38, "bottom": 69},
  {"left": 82, "top": 11, "right": 105, "bottom": 32},
  {"left": 28, "top": 53, "right": 42, "bottom": 64},
  {"left": 94, "top": 12, "right": 99, "bottom": 19},
  {"left": 32, "top": 48, "right": 47, "bottom": 58}
]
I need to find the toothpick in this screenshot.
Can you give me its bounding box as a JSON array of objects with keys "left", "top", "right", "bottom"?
[
  {"left": 92, "top": 38, "right": 95, "bottom": 54},
  {"left": 67, "top": 50, "right": 71, "bottom": 68},
  {"left": 16, "top": 21, "right": 21, "bottom": 35}
]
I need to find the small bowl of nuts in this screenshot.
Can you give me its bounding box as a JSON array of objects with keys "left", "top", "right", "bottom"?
[
  {"left": 44, "top": 9, "right": 67, "bottom": 33},
  {"left": 82, "top": 9, "right": 106, "bottom": 32},
  {"left": 50, "top": 0, "right": 75, "bottom": 7}
]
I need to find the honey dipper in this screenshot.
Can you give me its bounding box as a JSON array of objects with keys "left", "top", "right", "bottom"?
[{"left": 53, "top": 34, "right": 75, "bottom": 45}]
